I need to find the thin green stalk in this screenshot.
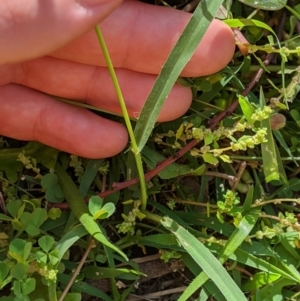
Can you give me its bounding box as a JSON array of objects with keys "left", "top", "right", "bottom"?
[
  {"left": 230, "top": 155, "right": 300, "bottom": 161},
  {"left": 248, "top": 65, "right": 298, "bottom": 72},
  {"left": 53, "top": 95, "right": 137, "bottom": 120},
  {"left": 48, "top": 281, "right": 57, "bottom": 301},
  {"left": 143, "top": 210, "right": 163, "bottom": 224},
  {"left": 94, "top": 26, "right": 148, "bottom": 210}
]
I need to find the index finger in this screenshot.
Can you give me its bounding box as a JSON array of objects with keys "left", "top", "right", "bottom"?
[{"left": 51, "top": 1, "right": 235, "bottom": 77}]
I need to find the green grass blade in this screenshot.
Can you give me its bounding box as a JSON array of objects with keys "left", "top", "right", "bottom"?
[
  {"left": 273, "top": 129, "right": 298, "bottom": 166},
  {"left": 161, "top": 217, "right": 247, "bottom": 301},
  {"left": 178, "top": 209, "right": 260, "bottom": 300},
  {"left": 134, "top": 0, "right": 224, "bottom": 152},
  {"left": 218, "top": 209, "right": 260, "bottom": 263},
  {"left": 259, "top": 88, "right": 280, "bottom": 182},
  {"left": 233, "top": 249, "right": 297, "bottom": 280},
  {"left": 55, "top": 225, "right": 87, "bottom": 262}
]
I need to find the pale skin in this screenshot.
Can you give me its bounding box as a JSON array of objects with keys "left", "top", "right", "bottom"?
[{"left": 0, "top": 0, "right": 235, "bottom": 159}]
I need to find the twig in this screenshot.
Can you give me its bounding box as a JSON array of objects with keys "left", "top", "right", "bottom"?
[
  {"left": 58, "top": 239, "right": 95, "bottom": 301},
  {"left": 231, "top": 161, "right": 247, "bottom": 191},
  {"left": 127, "top": 287, "right": 187, "bottom": 301}
]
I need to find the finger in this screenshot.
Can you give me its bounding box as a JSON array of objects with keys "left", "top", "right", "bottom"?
[
  {"left": 0, "top": 0, "right": 122, "bottom": 65},
  {"left": 51, "top": 1, "right": 235, "bottom": 77},
  {"left": 0, "top": 84, "right": 128, "bottom": 158},
  {"left": 11, "top": 56, "right": 192, "bottom": 122}
]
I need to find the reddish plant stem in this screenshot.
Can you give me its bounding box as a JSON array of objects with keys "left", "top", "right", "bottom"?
[{"left": 50, "top": 140, "right": 198, "bottom": 209}]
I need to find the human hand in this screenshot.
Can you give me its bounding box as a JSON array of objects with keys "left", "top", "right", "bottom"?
[{"left": 0, "top": 0, "right": 235, "bottom": 158}]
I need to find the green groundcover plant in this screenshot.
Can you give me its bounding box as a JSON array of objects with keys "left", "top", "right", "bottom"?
[{"left": 1, "top": 0, "right": 300, "bottom": 300}]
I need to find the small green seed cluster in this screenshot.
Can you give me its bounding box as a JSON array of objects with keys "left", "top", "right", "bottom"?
[
  {"left": 217, "top": 190, "right": 242, "bottom": 225},
  {"left": 255, "top": 211, "right": 300, "bottom": 240},
  {"left": 251, "top": 106, "right": 273, "bottom": 122},
  {"left": 192, "top": 122, "right": 255, "bottom": 145},
  {"left": 230, "top": 128, "right": 267, "bottom": 151},
  {"left": 167, "top": 199, "right": 176, "bottom": 210},
  {"left": 159, "top": 249, "right": 181, "bottom": 263},
  {"left": 99, "top": 160, "right": 109, "bottom": 174},
  {"left": 39, "top": 266, "right": 58, "bottom": 282},
  {"left": 116, "top": 201, "right": 146, "bottom": 235},
  {"left": 69, "top": 155, "right": 84, "bottom": 182},
  {"left": 17, "top": 150, "right": 40, "bottom": 175},
  {"left": 255, "top": 224, "right": 283, "bottom": 240}
]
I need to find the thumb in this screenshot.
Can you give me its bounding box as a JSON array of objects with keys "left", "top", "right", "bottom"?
[{"left": 0, "top": 0, "right": 122, "bottom": 64}]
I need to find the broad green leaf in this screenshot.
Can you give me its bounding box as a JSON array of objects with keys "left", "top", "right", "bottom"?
[
  {"left": 0, "top": 263, "right": 9, "bottom": 282},
  {"left": 38, "top": 235, "right": 55, "bottom": 253},
  {"left": 88, "top": 196, "right": 103, "bottom": 216},
  {"left": 11, "top": 263, "right": 28, "bottom": 280},
  {"left": 41, "top": 173, "right": 58, "bottom": 189},
  {"left": 47, "top": 208, "right": 62, "bottom": 220},
  {"left": 23, "top": 241, "right": 32, "bottom": 262},
  {"left": 21, "top": 278, "right": 36, "bottom": 295},
  {"left": 45, "top": 182, "right": 64, "bottom": 203},
  {"left": 8, "top": 239, "right": 31, "bottom": 263},
  {"left": 21, "top": 208, "right": 47, "bottom": 236},
  {"left": 238, "top": 0, "right": 287, "bottom": 11},
  {"left": 192, "top": 164, "right": 206, "bottom": 176},
  {"left": 93, "top": 203, "right": 115, "bottom": 220},
  {"left": 243, "top": 272, "right": 280, "bottom": 291},
  {"left": 49, "top": 249, "right": 60, "bottom": 266},
  {"left": 134, "top": 0, "right": 224, "bottom": 152},
  {"left": 6, "top": 200, "right": 22, "bottom": 218},
  {"left": 36, "top": 251, "right": 47, "bottom": 265},
  {"left": 202, "top": 153, "right": 219, "bottom": 165},
  {"left": 161, "top": 217, "right": 247, "bottom": 301}
]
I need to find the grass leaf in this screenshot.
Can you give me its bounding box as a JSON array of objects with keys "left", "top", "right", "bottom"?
[
  {"left": 134, "top": 0, "right": 224, "bottom": 152},
  {"left": 178, "top": 209, "right": 260, "bottom": 300},
  {"left": 161, "top": 216, "right": 247, "bottom": 301},
  {"left": 259, "top": 88, "right": 280, "bottom": 182}
]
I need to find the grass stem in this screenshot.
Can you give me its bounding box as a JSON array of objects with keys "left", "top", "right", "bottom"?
[{"left": 94, "top": 26, "right": 148, "bottom": 210}]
